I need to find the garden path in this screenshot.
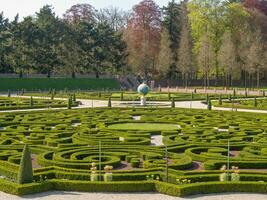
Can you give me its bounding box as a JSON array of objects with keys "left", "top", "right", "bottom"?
[
  {"left": 1, "top": 95, "right": 267, "bottom": 114},
  {"left": 0, "top": 191, "right": 266, "bottom": 200}
]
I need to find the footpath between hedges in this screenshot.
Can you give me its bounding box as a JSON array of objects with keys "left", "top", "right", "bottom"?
[{"left": 1, "top": 95, "right": 267, "bottom": 114}]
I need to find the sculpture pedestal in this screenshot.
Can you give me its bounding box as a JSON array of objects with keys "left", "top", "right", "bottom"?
[{"left": 140, "top": 96, "right": 146, "bottom": 106}]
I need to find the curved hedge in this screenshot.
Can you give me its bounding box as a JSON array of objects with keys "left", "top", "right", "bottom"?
[{"left": 0, "top": 107, "right": 267, "bottom": 197}]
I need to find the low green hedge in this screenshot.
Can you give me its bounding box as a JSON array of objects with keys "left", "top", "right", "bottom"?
[
  {"left": 178, "top": 182, "right": 267, "bottom": 197},
  {"left": 0, "top": 179, "right": 267, "bottom": 197}
]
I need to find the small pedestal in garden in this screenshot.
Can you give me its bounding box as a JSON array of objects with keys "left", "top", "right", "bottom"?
[{"left": 140, "top": 95, "right": 146, "bottom": 106}]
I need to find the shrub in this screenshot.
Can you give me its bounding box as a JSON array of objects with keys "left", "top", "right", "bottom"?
[
  {"left": 17, "top": 144, "right": 33, "bottom": 184},
  {"left": 131, "top": 158, "right": 140, "bottom": 168}
]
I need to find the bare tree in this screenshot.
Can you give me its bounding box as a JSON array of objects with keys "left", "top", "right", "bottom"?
[
  {"left": 246, "top": 29, "right": 266, "bottom": 88},
  {"left": 218, "top": 32, "right": 237, "bottom": 87},
  {"left": 197, "top": 33, "right": 214, "bottom": 88},
  {"left": 157, "top": 28, "right": 172, "bottom": 78},
  {"left": 97, "top": 6, "right": 130, "bottom": 31},
  {"left": 177, "top": 22, "right": 193, "bottom": 87},
  {"left": 63, "top": 4, "right": 96, "bottom": 24}
]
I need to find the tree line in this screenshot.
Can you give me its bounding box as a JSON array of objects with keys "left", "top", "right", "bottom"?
[
  {"left": 0, "top": 5, "right": 127, "bottom": 78},
  {"left": 0, "top": 0, "right": 266, "bottom": 87}
]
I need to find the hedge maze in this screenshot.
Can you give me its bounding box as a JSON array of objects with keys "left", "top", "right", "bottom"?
[{"left": 0, "top": 108, "right": 267, "bottom": 196}]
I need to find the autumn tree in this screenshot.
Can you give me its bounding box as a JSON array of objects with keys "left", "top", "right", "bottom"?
[
  {"left": 243, "top": 0, "right": 267, "bottom": 15},
  {"left": 63, "top": 4, "right": 96, "bottom": 24},
  {"left": 124, "top": 0, "right": 161, "bottom": 79}
]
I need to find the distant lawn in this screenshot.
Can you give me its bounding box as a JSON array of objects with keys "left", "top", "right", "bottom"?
[
  {"left": 214, "top": 98, "right": 267, "bottom": 110},
  {"left": 0, "top": 78, "right": 120, "bottom": 91},
  {"left": 107, "top": 123, "right": 180, "bottom": 131}
]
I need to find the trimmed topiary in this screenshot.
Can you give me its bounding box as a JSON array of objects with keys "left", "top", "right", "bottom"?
[
  {"left": 171, "top": 98, "right": 175, "bottom": 108},
  {"left": 30, "top": 96, "right": 34, "bottom": 107},
  {"left": 108, "top": 97, "right": 112, "bottom": 108},
  {"left": 218, "top": 95, "right": 222, "bottom": 105},
  {"left": 254, "top": 98, "right": 258, "bottom": 107},
  {"left": 206, "top": 94, "right": 209, "bottom": 103},
  {"left": 168, "top": 92, "right": 171, "bottom": 100},
  {"left": 17, "top": 144, "right": 33, "bottom": 184},
  {"left": 67, "top": 97, "right": 72, "bottom": 109},
  {"left": 207, "top": 99, "right": 212, "bottom": 110}
]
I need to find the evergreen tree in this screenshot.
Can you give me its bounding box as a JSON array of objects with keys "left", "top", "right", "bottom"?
[
  {"left": 17, "top": 144, "right": 33, "bottom": 184},
  {"left": 163, "top": 0, "right": 182, "bottom": 69}
]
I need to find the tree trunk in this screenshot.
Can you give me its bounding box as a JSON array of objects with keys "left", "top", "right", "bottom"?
[{"left": 257, "top": 68, "right": 260, "bottom": 89}]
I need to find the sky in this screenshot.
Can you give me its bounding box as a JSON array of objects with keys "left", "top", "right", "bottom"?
[{"left": 0, "top": 0, "right": 170, "bottom": 20}]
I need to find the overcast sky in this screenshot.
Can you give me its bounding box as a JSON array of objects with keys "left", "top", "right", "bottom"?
[{"left": 0, "top": 0, "right": 171, "bottom": 20}]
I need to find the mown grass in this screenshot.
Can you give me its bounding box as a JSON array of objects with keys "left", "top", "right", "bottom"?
[
  {"left": 107, "top": 123, "right": 180, "bottom": 131},
  {"left": 214, "top": 98, "right": 267, "bottom": 110}
]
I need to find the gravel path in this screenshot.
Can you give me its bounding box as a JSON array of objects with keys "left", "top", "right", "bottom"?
[
  {"left": 1, "top": 95, "right": 267, "bottom": 114},
  {"left": 0, "top": 191, "right": 266, "bottom": 200}
]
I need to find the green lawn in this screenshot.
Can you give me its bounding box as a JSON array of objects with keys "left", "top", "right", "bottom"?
[
  {"left": 107, "top": 123, "right": 180, "bottom": 131},
  {"left": 213, "top": 98, "right": 267, "bottom": 110},
  {"left": 0, "top": 78, "right": 120, "bottom": 91}
]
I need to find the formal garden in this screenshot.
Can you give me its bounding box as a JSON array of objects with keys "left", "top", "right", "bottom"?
[
  {"left": 0, "top": 105, "right": 267, "bottom": 196},
  {"left": 0, "top": 0, "right": 267, "bottom": 199}
]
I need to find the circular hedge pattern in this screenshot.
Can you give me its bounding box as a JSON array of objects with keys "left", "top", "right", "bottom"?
[{"left": 0, "top": 107, "right": 267, "bottom": 195}]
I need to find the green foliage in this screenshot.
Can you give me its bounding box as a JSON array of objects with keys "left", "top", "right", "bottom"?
[
  {"left": 104, "top": 173, "right": 113, "bottom": 182},
  {"left": 254, "top": 98, "right": 258, "bottom": 107},
  {"left": 17, "top": 144, "right": 33, "bottom": 184},
  {"left": 30, "top": 96, "right": 33, "bottom": 107},
  {"left": 131, "top": 158, "right": 140, "bottom": 168},
  {"left": 218, "top": 95, "right": 222, "bottom": 105},
  {"left": 0, "top": 78, "right": 119, "bottom": 91},
  {"left": 171, "top": 98, "right": 175, "bottom": 108},
  {"left": 67, "top": 97, "right": 72, "bottom": 109},
  {"left": 207, "top": 99, "right": 212, "bottom": 110}
]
